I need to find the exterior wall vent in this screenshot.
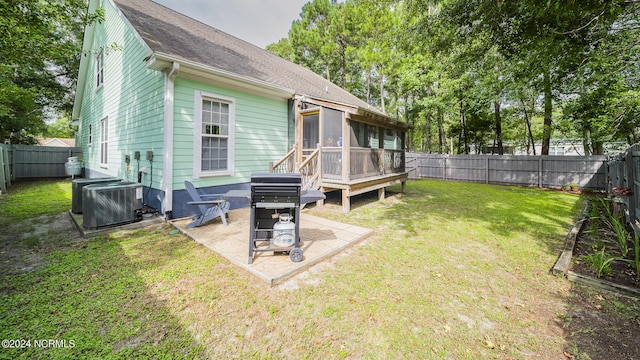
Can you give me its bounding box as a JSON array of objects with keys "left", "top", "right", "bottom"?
[{"left": 82, "top": 182, "right": 143, "bottom": 229}]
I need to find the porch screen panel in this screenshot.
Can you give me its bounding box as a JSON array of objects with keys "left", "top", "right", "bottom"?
[
  {"left": 349, "top": 122, "right": 364, "bottom": 147},
  {"left": 287, "top": 99, "right": 295, "bottom": 150},
  {"left": 302, "top": 112, "right": 319, "bottom": 149},
  {"left": 323, "top": 107, "right": 342, "bottom": 147},
  {"left": 367, "top": 124, "right": 379, "bottom": 148},
  {"left": 384, "top": 129, "right": 402, "bottom": 150},
  {"left": 201, "top": 99, "right": 229, "bottom": 171}
]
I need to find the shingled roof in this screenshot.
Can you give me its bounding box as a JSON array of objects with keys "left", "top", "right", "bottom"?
[{"left": 112, "top": 0, "right": 389, "bottom": 119}]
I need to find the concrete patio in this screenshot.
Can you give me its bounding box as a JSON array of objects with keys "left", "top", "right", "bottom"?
[{"left": 170, "top": 208, "right": 373, "bottom": 286}]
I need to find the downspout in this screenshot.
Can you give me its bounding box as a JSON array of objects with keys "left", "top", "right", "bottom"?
[{"left": 162, "top": 62, "right": 179, "bottom": 219}]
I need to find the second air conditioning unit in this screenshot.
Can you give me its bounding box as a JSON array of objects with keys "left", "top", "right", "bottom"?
[{"left": 71, "top": 177, "right": 121, "bottom": 214}]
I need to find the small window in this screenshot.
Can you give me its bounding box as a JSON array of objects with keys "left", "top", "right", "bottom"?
[
  {"left": 96, "top": 49, "right": 104, "bottom": 88},
  {"left": 194, "top": 91, "right": 235, "bottom": 177},
  {"left": 88, "top": 124, "right": 92, "bottom": 146},
  {"left": 100, "top": 117, "right": 108, "bottom": 165}
]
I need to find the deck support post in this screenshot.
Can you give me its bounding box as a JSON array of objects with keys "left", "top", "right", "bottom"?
[
  {"left": 401, "top": 181, "right": 406, "bottom": 193},
  {"left": 378, "top": 187, "right": 385, "bottom": 201},
  {"left": 342, "top": 189, "right": 350, "bottom": 213}
]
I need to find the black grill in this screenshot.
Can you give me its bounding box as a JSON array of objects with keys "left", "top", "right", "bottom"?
[
  {"left": 248, "top": 174, "right": 303, "bottom": 264},
  {"left": 250, "top": 173, "right": 301, "bottom": 207}
]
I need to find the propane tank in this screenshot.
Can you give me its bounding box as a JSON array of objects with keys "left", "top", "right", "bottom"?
[
  {"left": 273, "top": 213, "right": 295, "bottom": 247},
  {"left": 65, "top": 157, "right": 82, "bottom": 179}
]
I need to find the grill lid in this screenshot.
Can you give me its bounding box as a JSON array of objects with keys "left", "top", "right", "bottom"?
[{"left": 250, "top": 173, "right": 301, "bottom": 184}]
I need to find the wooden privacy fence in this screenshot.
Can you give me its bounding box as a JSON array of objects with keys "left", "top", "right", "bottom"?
[
  {"left": 607, "top": 143, "right": 639, "bottom": 227},
  {"left": 406, "top": 153, "right": 608, "bottom": 190},
  {"left": 0, "top": 144, "right": 11, "bottom": 193},
  {"left": 0, "top": 144, "right": 82, "bottom": 193}
]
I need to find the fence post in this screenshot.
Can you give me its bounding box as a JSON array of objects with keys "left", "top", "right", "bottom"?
[
  {"left": 442, "top": 155, "right": 446, "bottom": 180},
  {"left": 485, "top": 156, "right": 489, "bottom": 184},
  {"left": 604, "top": 157, "right": 610, "bottom": 193},
  {"left": 12, "top": 144, "right": 17, "bottom": 181},
  {"left": 538, "top": 156, "right": 543, "bottom": 188},
  {"left": 625, "top": 149, "right": 636, "bottom": 223},
  {"left": 0, "top": 145, "right": 6, "bottom": 193}
]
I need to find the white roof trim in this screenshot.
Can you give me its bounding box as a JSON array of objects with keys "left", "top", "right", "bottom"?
[{"left": 147, "top": 52, "right": 296, "bottom": 99}]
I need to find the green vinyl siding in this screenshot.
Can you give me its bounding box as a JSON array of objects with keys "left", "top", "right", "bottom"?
[
  {"left": 77, "top": 0, "right": 164, "bottom": 186},
  {"left": 173, "top": 77, "right": 289, "bottom": 189}
]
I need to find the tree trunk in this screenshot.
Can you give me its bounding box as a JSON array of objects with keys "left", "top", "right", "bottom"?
[
  {"left": 582, "top": 129, "right": 592, "bottom": 155},
  {"left": 494, "top": 101, "right": 504, "bottom": 155},
  {"left": 426, "top": 113, "right": 432, "bottom": 153},
  {"left": 366, "top": 68, "right": 371, "bottom": 104},
  {"left": 341, "top": 46, "right": 347, "bottom": 89},
  {"left": 437, "top": 108, "right": 444, "bottom": 154},
  {"left": 379, "top": 74, "right": 385, "bottom": 113},
  {"left": 520, "top": 98, "right": 536, "bottom": 155},
  {"left": 406, "top": 96, "right": 412, "bottom": 151},
  {"left": 593, "top": 141, "right": 604, "bottom": 155},
  {"left": 460, "top": 98, "right": 469, "bottom": 154},
  {"left": 541, "top": 69, "right": 552, "bottom": 155}
]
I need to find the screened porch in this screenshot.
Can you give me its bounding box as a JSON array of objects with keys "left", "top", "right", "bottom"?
[{"left": 270, "top": 101, "right": 409, "bottom": 213}]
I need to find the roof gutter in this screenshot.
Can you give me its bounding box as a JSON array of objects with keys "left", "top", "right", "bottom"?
[
  {"left": 162, "top": 61, "right": 179, "bottom": 219},
  {"left": 147, "top": 52, "right": 295, "bottom": 99}
]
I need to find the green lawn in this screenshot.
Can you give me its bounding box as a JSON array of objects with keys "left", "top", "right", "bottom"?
[{"left": 0, "top": 178, "right": 611, "bottom": 358}]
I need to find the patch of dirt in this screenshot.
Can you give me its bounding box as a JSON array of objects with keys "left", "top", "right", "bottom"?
[
  {"left": 562, "top": 287, "right": 640, "bottom": 360},
  {"left": 563, "top": 201, "right": 640, "bottom": 359},
  {"left": 0, "top": 212, "right": 82, "bottom": 275},
  {"left": 571, "top": 203, "right": 640, "bottom": 291}
]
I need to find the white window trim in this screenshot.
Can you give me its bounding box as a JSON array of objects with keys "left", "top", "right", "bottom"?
[
  {"left": 100, "top": 116, "right": 108, "bottom": 167},
  {"left": 96, "top": 49, "right": 104, "bottom": 89},
  {"left": 193, "top": 90, "right": 235, "bottom": 178}
]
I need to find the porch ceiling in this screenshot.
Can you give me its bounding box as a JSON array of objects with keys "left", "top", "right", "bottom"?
[{"left": 348, "top": 112, "right": 412, "bottom": 131}]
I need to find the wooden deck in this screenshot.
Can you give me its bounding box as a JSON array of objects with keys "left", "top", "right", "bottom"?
[
  {"left": 272, "top": 146, "right": 408, "bottom": 213},
  {"left": 320, "top": 173, "right": 408, "bottom": 213}
]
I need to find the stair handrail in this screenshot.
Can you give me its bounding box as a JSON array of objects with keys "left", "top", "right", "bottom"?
[
  {"left": 298, "top": 147, "right": 320, "bottom": 191},
  {"left": 269, "top": 147, "right": 296, "bottom": 174}
]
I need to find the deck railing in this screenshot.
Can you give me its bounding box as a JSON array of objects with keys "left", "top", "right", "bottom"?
[
  {"left": 321, "top": 147, "right": 342, "bottom": 180},
  {"left": 350, "top": 148, "right": 382, "bottom": 180},
  {"left": 269, "top": 147, "right": 296, "bottom": 174},
  {"left": 318, "top": 148, "right": 406, "bottom": 181},
  {"left": 298, "top": 147, "right": 320, "bottom": 190},
  {"left": 384, "top": 149, "right": 406, "bottom": 174},
  {"left": 271, "top": 146, "right": 406, "bottom": 187}
]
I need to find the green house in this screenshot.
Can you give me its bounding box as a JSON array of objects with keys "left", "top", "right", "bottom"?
[{"left": 72, "top": 0, "right": 410, "bottom": 219}]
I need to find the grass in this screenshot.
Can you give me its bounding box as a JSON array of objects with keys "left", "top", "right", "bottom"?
[
  {"left": 0, "top": 178, "right": 600, "bottom": 358},
  {"left": 0, "top": 180, "right": 72, "bottom": 227}
]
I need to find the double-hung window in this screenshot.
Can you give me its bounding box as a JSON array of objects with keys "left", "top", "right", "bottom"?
[
  {"left": 96, "top": 49, "right": 104, "bottom": 88},
  {"left": 194, "top": 91, "right": 234, "bottom": 177},
  {"left": 100, "top": 117, "right": 108, "bottom": 166}
]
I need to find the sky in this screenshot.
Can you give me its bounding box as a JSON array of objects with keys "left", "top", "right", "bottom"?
[{"left": 154, "top": 0, "right": 311, "bottom": 49}]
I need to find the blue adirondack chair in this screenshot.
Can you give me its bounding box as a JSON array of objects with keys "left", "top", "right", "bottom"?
[{"left": 184, "top": 181, "right": 230, "bottom": 228}]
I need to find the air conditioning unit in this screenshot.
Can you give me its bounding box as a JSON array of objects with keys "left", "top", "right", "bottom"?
[
  {"left": 71, "top": 177, "right": 121, "bottom": 214},
  {"left": 82, "top": 182, "right": 143, "bottom": 229}
]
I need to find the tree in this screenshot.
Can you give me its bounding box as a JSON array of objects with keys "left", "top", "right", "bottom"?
[
  {"left": 269, "top": 0, "right": 638, "bottom": 154},
  {"left": 44, "top": 117, "right": 75, "bottom": 138},
  {"left": 0, "top": 0, "right": 103, "bottom": 144}
]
